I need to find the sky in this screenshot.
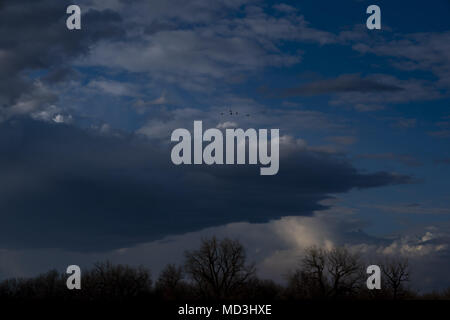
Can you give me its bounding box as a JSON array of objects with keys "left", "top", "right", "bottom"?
[{"left": 0, "top": 0, "right": 449, "bottom": 292}]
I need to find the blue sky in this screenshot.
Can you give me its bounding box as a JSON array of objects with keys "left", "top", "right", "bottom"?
[{"left": 0, "top": 0, "right": 449, "bottom": 291}]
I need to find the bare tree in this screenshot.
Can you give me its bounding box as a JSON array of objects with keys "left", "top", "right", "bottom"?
[
  {"left": 155, "top": 264, "right": 189, "bottom": 300},
  {"left": 83, "top": 261, "right": 152, "bottom": 300},
  {"left": 0, "top": 270, "right": 66, "bottom": 300},
  {"left": 382, "top": 258, "right": 410, "bottom": 299},
  {"left": 286, "top": 269, "right": 321, "bottom": 299},
  {"left": 301, "top": 246, "right": 328, "bottom": 297},
  {"left": 326, "top": 247, "right": 363, "bottom": 297},
  {"left": 293, "top": 246, "right": 364, "bottom": 299},
  {"left": 240, "top": 277, "right": 282, "bottom": 300},
  {"left": 184, "top": 237, "right": 255, "bottom": 299}
]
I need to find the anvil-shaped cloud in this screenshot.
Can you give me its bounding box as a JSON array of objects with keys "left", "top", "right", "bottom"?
[{"left": 0, "top": 118, "right": 412, "bottom": 251}]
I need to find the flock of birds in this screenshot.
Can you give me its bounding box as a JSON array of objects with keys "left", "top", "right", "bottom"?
[{"left": 220, "top": 109, "right": 251, "bottom": 117}]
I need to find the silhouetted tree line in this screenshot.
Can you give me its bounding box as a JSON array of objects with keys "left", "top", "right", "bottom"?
[{"left": 0, "top": 237, "right": 449, "bottom": 302}]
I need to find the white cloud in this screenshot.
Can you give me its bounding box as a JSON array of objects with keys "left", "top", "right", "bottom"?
[
  {"left": 2, "top": 81, "right": 58, "bottom": 121},
  {"left": 76, "top": 2, "right": 336, "bottom": 92},
  {"left": 88, "top": 79, "right": 135, "bottom": 97},
  {"left": 352, "top": 31, "right": 450, "bottom": 90},
  {"left": 52, "top": 114, "right": 72, "bottom": 124},
  {"left": 216, "top": 121, "right": 238, "bottom": 129}
]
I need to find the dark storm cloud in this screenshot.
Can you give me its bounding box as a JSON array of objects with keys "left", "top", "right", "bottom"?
[
  {"left": 435, "top": 158, "right": 450, "bottom": 165},
  {"left": 275, "top": 73, "right": 440, "bottom": 111},
  {"left": 281, "top": 74, "right": 404, "bottom": 97},
  {"left": 0, "top": 0, "right": 124, "bottom": 109},
  {"left": 357, "top": 153, "right": 423, "bottom": 167},
  {"left": 0, "top": 118, "right": 412, "bottom": 252}
]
